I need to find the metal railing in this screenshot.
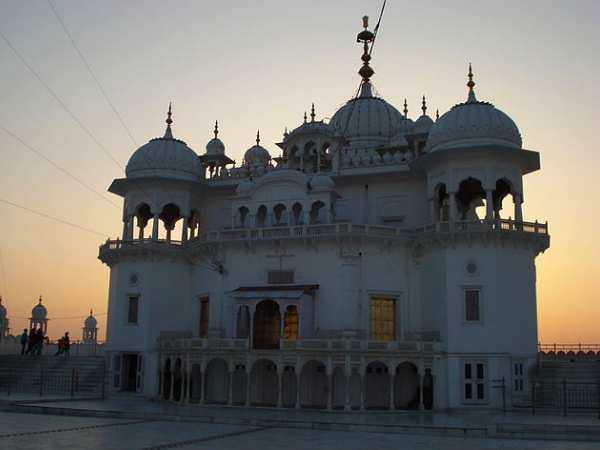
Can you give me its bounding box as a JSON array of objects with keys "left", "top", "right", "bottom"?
[
  {"left": 531, "top": 380, "right": 600, "bottom": 418},
  {"left": 0, "top": 368, "right": 104, "bottom": 398}
]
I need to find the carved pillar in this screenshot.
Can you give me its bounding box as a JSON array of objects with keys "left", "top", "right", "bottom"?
[
  {"left": 389, "top": 371, "right": 395, "bottom": 411},
  {"left": 181, "top": 216, "right": 189, "bottom": 243},
  {"left": 277, "top": 369, "right": 283, "bottom": 408},
  {"left": 227, "top": 370, "right": 234, "bottom": 406},
  {"left": 244, "top": 369, "right": 251, "bottom": 406},
  {"left": 514, "top": 193, "right": 523, "bottom": 223},
  {"left": 295, "top": 370, "right": 302, "bottom": 409},
  {"left": 359, "top": 368, "right": 366, "bottom": 411},
  {"left": 326, "top": 372, "right": 333, "bottom": 410},
  {"left": 344, "top": 371, "right": 351, "bottom": 411}
]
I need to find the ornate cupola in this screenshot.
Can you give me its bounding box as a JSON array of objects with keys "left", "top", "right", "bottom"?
[{"left": 200, "top": 120, "right": 234, "bottom": 178}]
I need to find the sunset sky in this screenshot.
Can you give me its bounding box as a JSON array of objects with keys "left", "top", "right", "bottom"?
[{"left": 0, "top": 0, "right": 598, "bottom": 343}]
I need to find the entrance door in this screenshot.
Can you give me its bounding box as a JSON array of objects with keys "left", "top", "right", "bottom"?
[{"left": 122, "top": 353, "right": 143, "bottom": 392}]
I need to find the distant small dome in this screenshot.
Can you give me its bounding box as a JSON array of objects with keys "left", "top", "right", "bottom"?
[
  {"left": 414, "top": 114, "right": 434, "bottom": 133},
  {"left": 205, "top": 120, "right": 225, "bottom": 155},
  {"left": 310, "top": 174, "right": 335, "bottom": 191},
  {"left": 0, "top": 299, "right": 6, "bottom": 319},
  {"left": 31, "top": 297, "right": 47, "bottom": 320},
  {"left": 244, "top": 145, "right": 271, "bottom": 167},
  {"left": 205, "top": 137, "right": 225, "bottom": 155},
  {"left": 287, "top": 120, "right": 335, "bottom": 140},
  {"left": 84, "top": 311, "right": 97, "bottom": 329}
]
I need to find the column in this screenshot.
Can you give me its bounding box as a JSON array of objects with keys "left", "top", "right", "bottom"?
[
  {"left": 121, "top": 218, "right": 129, "bottom": 241},
  {"left": 244, "top": 368, "right": 251, "bottom": 406},
  {"left": 151, "top": 214, "right": 160, "bottom": 241},
  {"left": 485, "top": 189, "right": 494, "bottom": 223},
  {"left": 326, "top": 372, "right": 333, "bottom": 410},
  {"left": 448, "top": 192, "right": 457, "bottom": 222},
  {"left": 181, "top": 216, "right": 189, "bottom": 243},
  {"left": 389, "top": 371, "right": 395, "bottom": 411},
  {"left": 277, "top": 369, "right": 283, "bottom": 408},
  {"left": 227, "top": 370, "right": 234, "bottom": 406},
  {"left": 295, "top": 370, "right": 302, "bottom": 409},
  {"left": 344, "top": 372, "right": 351, "bottom": 411},
  {"left": 514, "top": 193, "right": 523, "bottom": 223},
  {"left": 359, "top": 369, "right": 365, "bottom": 411}
]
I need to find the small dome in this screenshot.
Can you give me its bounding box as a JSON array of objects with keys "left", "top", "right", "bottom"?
[
  {"left": 84, "top": 311, "right": 97, "bottom": 329},
  {"left": 205, "top": 137, "right": 225, "bottom": 155},
  {"left": 426, "top": 70, "right": 521, "bottom": 152},
  {"left": 330, "top": 81, "right": 404, "bottom": 150},
  {"left": 310, "top": 174, "right": 335, "bottom": 191},
  {"left": 244, "top": 145, "right": 271, "bottom": 167},
  {"left": 236, "top": 179, "right": 255, "bottom": 196},
  {"left": 287, "top": 120, "right": 335, "bottom": 141},
  {"left": 205, "top": 120, "right": 225, "bottom": 155},
  {"left": 31, "top": 297, "right": 47, "bottom": 320},
  {"left": 414, "top": 114, "right": 434, "bottom": 133}
]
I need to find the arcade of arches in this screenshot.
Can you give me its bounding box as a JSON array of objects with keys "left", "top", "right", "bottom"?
[{"left": 158, "top": 356, "right": 433, "bottom": 410}]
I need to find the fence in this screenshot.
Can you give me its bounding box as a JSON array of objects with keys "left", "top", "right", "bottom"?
[
  {"left": 0, "top": 368, "right": 104, "bottom": 398},
  {"left": 531, "top": 380, "right": 600, "bottom": 418}
]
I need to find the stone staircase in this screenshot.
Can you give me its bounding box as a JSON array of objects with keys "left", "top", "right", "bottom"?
[{"left": 0, "top": 355, "right": 106, "bottom": 397}]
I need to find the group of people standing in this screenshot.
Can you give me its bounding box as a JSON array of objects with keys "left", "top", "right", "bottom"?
[{"left": 19, "top": 328, "right": 70, "bottom": 356}]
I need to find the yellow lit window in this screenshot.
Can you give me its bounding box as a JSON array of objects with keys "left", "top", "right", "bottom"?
[{"left": 370, "top": 297, "right": 395, "bottom": 340}]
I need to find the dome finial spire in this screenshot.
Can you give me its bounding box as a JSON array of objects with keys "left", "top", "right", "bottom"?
[
  {"left": 403, "top": 99, "right": 408, "bottom": 118},
  {"left": 356, "top": 15, "right": 375, "bottom": 82},
  {"left": 256, "top": 130, "right": 260, "bottom": 146},
  {"left": 310, "top": 103, "right": 316, "bottom": 122},
  {"left": 166, "top": 103, "right": 173, "bottom": 128},
  {"left": 467, "top": 63, "right": 477, "bottom": 102},
  {"left": 421, "top": 95, "right": 427, "bottom": 116},
  {"left": 213, "top": 120, "right": 219, "bottom": 138}
]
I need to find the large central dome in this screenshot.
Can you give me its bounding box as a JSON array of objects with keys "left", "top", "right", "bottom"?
[{"left": 330, "top": 81, "right": 403, "bottom": 150}]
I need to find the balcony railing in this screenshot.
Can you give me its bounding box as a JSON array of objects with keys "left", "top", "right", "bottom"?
[
  {"left": 157, "top": 337, "right": 442, "bottom": 353},
  {"left": 99, "top": 219, "right": 548, "bottom": 255}
]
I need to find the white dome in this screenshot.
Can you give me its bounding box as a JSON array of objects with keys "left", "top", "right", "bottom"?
[
  {"left": 84, "top": 312, "right": 97, "bottom": 329},
  {"left": 330, "top": 81, "right": 403, "bottom": 150},
  {"left": 205, "top": 137, "right": 225, "bottom": 155},
  {"left": 426, "top": 91, "right": 522, "bottom": 152},
  {"left": 244, "top": 145, "right": 271, "bottom": 167},
  {"left": 288, "top": 120, "right": 335, "bottom": 140},
  {"left": 31, "top": 298, "right": 47, "bottom": 320},
  {"left": 310, "top": 174, "right": 335, "bottom": 191},
  {"left": 236, "top": 179, "right": 255, "bottom": 197},
  {"left": 414, "top": 114, "right": 434, "bottom": 133},
  {"left": 126, "top": 127, "right": 202, "bottom": 180}
]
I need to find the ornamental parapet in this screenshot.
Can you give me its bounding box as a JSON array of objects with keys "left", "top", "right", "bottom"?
[{"left": 99, "top": 219, "right": 549, "bottom": 260}]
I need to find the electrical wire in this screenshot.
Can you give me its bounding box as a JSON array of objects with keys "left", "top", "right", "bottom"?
[
  {"left": 0, "top": 197, "right": 110, "bottom": 238},
  {"left": 0, "top": 124, "right": 121, "bottom": 210}
]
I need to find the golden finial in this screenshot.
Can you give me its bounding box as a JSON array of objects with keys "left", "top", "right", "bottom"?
[
  {"left": 356, "top": 16, "right": 375, "bottom": 81},
  {"left": 310, "top": 103, "right": 316, "bottom": 122},
  {"left": 421, "top": 95, "right": 427, "bottom": 116},
  {"left": 39, "top": 295, "right": 42, "bottom": 304},
  {"left": 213, "top": 120, "right": 219, "bottom": 138},
  {"left": 166, "top": 103, "right": 173, "bottom": 127},
  {"left": 256, "top": 130, "right": 260, "bottom": 146},
  {"left": 467, "top": 63, "right": 475, "bottom": 91},
  {"left": 303, "top": 111, "right": 307, "bottom": 124},
  {"left": 403, "top": 99, "right": 408, "bottom": 117},
  {"left": 436, "top": 109, "right": 440, "bottom": 121}
]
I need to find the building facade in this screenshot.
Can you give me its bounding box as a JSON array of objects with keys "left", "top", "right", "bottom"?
[{"left": 99, "top": 18, "right": 549, "bottom": 410}]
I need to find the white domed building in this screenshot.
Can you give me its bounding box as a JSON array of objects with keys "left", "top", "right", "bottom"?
[
  {"left": 0, "top": 297, "right": 9, "bottom": 337},
  {"left": 82, "top": 310, "right": 98, "bottom": 344},
  {"left": 99, "top": 18, "right": 549, "bottom": 411},
  {"left": 29, "top": 296, "right": 48, "bottom": 335}
]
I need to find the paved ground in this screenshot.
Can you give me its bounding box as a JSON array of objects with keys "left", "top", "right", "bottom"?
[
  {"left": 0, "top": 410, "right": 599, "bottom": 450},
  {"left": 1, "top": 395, "right": 599, "bottom": 449}
]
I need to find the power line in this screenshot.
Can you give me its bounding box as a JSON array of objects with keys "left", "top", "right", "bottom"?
[
  {"left": 0, "top": 30, "right": 125, "bottom": 172},
  {"left": 11, "top": 312, "right": 107, "bottom": 320},
  {"left": 0, "top": 197, "right": 110, "bottom": 238},
  {"left": 47, "top": 0, "right": 139, "bottom": 148},
  {"left": 0, "top": 124, "right": 121, "bottom": 210}
]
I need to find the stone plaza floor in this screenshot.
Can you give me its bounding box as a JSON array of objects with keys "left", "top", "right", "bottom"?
[{"left": 1, "top": 395, "right": 599, "bottom": 449}]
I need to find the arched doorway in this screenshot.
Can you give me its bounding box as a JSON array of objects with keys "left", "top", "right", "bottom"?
[
  {"left": 299, "top": 360, "right": 327, "bottom": 408},
  {"left": 249, "top": 359, "right": 278, "bottom": 406},
  {"left": 365, "top": 361, "right": 390, "bottom": 409},
  {"left": 394, "top": 361, "right": 420, "bottom": 409},
  {"left": 204, "top": 358, "right": 228, "bottom": 404},
  {"left": 253, "top": 300, "right": 281, "bottom": 349}
]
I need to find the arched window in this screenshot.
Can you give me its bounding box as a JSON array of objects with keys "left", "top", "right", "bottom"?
[
  {"left": 136, "top": 204, "right": 152, "bottom": 239},
  {"left": 292, "top": 202, "right": 303, "bottom": 225},
  {"left": 309, "top": 200, "right": 325, "bottom": 225},
  {"left": 435, "top": 184, "right": 448, "bottom": 221},
  {"left": 273, "top": 203, "right": 287, "bottom": 226},
  {"left": 456, "top": 178, "right": 485, "bottom": 221},
  {"left": 160, "top": 203, "right": 182, "bottom": 240},
  {"left": 492, "top": 179, "right": 513, "bottom": 220},
  {"left": 283, "top": 305, "right": 299, "bottom": 340},
  {"left": 237, "top": 206, "right": 249, "bottom": 228},
  {"left": 257, "top": 205, "right": 267, "bottom": 228}
]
